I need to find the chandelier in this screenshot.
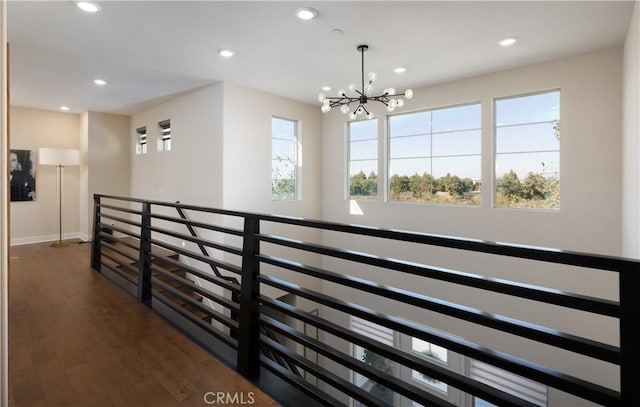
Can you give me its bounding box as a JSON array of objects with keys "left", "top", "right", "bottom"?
[{"left": 318, "top": 44, "right": 414, "bottom": 119}]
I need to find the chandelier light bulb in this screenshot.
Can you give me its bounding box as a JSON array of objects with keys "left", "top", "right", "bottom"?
[
  {"left": 338, "top": 89, "right": 346, "bottom": 97},
  {"left": 387, "top": 105, "right": 395, "bottom": 112},
  {"left": 348, "top": 83, "right": 357, "bottom": 93},
  {"left": 366, "top": 112, "right": 374, "bottom": 119},
  {"left": 340, "top": 105, "right": 350, "bottom": 114},
  {"left": 318, "top": 93, "right": 326, "bottom": 103},
  {"left": 387, "top": 88, "right": 396, "bottom": 95},
  {"left": 389, "top": 99, "right": 398, "bottom": 108},
  {"left": 365, "top": 84, "right": 374, "bottom": 95},
  {"left": 396, "top": 99, "right": 405, "bottom": 108},
  {"left": 321, "top": 104, "right": 331, "bottom": 113},
  {"left": 368, "top": 72, "right": 377, "bottom": 82},
  {"left": 405, "top": 89, "right": 414, "bottom": 99},
  {"left": 349, "top": 112, "right": 357, "bottom": 120},
  {"left": 356, "top": 106, "right": 364, "bottom": 115}
]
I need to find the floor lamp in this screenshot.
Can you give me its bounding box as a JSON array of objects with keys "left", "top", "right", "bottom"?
[{"left": 39, "top": 148, "right": 80, "bottom": 248}]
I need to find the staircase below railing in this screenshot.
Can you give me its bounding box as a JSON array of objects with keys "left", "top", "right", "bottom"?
[{"left": 91, "top": 194, "right": 640, "bottom": 407}]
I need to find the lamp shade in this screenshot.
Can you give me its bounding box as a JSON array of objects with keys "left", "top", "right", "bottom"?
[{"left": 39, "top": 148, "right": 80, "bottom": 166}]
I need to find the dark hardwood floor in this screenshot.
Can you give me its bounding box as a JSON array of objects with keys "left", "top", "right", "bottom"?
[{"left": 8, "top": 240, "right": 280, "bottom": 407}]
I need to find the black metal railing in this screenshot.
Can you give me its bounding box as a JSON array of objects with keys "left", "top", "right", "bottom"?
[{"left": 91, "top": 194, "right": 640, "bottom": 407}]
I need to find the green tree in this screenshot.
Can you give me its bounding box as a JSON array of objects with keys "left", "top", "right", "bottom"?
[
  {"left": 521, "top": 172, "right": 546, "bottom": 200},
  {"left": 389, "top": 174, "right": 410, "bottom": 199},
  {"left": 350, "top": 170, "right": 369, "bottom": 197},
  {"left": 367, "top": 171, "right": 378, "bottom": 196},
  {"left": 409, "top": 172, "right": 432, "bottom": 200},
  {"left": 497, "top": 170, "right": 522, "bottom": 198}
]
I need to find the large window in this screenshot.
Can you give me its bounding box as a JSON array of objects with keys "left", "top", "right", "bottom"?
[
  {"left": 271, "top": 117, "right": 298, "bottom": 200},
  {"left": 495, "top": 90, "right": 560, "bottom": 209},
  {"left": 388, "top": 103, "right": 481, "bottom": 205},
  {"left": 348, "top": 119, "right": 378, "bottom": 199}
]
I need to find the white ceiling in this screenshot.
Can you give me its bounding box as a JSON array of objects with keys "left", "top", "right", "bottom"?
[{"left": 7, "top": 1, "right": 635, "bottom": 115}]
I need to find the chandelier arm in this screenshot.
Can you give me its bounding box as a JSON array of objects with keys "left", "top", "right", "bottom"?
[{"left": 368, "top": 96, "right": 390, "bottom": 106}]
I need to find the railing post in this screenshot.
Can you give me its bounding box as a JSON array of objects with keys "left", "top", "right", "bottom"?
[
  {"left": 90, "top": 195, "right": 102, "bottom": 272},
  {"left": 137, "top": 202, "right": 152, "bottom": 306},
  {"left": 620, "top": 263, "right": 640, "bottom": 406},
  {"left": 237, "top": 215, "right": 261, "bottom": 380}
]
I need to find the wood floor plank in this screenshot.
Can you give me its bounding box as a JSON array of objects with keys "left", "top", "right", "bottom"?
[{"left": 9, "top": 241, "right": 280, "bottom": 407}]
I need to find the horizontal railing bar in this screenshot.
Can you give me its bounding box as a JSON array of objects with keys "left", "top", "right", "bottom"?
[
  {"left": 149, "top": 212, "right": 245, "bottom": 237},
  {"left": 150, "top": 252, "right": 241, "bottom": 295},
  {"left": 99, "top": 212, "right": 143, "bottom": 228},
  {"left": 151, "top": 289, "right": 238, "bottom": 350},
  {"left": 101, "top": 240, "right": 139, "bottom": 264},
  {"left": 260, "top": 334, "right": 397, "bottom": 407},
  {"left": 98, "top": 194, "right": 252, "bottom": 220},
  {"left": 254, "top": 217, "right": 637, "bottom": 272},
  {"left": 259, "top": 255, "right": 619, "bottom": 363},
  {"left": 260, "top": 356, "right": 345, "bottom": 407},
  {"left": 101, "top": 251, "right": 138, "bottom": 277},
  {"left": 96, "top": 194, "right": 639, "bottom": 271},
  {"left": 261, "top": 297, "right": 545, "bottom": 407},
  {"left": 149, "top": 225, "right": 244, "bottom": 257},
  {"left": 150, "top": 263, "right": 239, "bottom": 313},
  {"left": 100, "top": 260, "right": 137, "bottom": 285},
  {"left": 258, "top": 236, "right": 619, "bottom": 317},
  {"left": 258, "top": 274, "right": 619, "bottom": 406},
  {"left": 260, "top": 325, "right": 302, "bottom": 377},
  {"left": 148, "top": 238, "right": 242, "bottom": 277},
  {"left": 261, "top": 316, "right": 494, "bottom": 407},
  {"left": 151, "top": 276, "right": 238, "bottom": 331},
  {"left": 98, "top": 225, "right": 140, "bottom": 241},
  {"left": 97, "top": 203, "right": 143, "bottom": 216}
]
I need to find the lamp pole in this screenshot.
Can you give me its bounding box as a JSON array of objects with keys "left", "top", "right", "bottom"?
[{"left": 51, "top": 163, "right": 68, "bottom": 247}]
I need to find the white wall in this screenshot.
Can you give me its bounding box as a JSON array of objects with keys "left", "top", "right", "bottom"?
[
  {"left": 222, "top": 82, "right": 324, "bottom": 299},
  {"left": 129, "top": 81, "right": 325, "bottom": 307},
  {"left": 130, "top": 83, "right": 224, "bottom": 206},
  {"left": 323, "top": 47, "right": 623, "bottom": 254},
  {"left": 319, "top": 47, "right": 624, "bottom": 405},
  {"left": 622, "top": 2, "right": 640, "bottom": 258},
  {"left": 83, "top": 112, "right": 130, "bottom": 240},
  {"left": 9, "top": 107, "right": 81, "bottom": 245},
  {"left": 221, "top": 82, "right": 322, "bottom": 217}
]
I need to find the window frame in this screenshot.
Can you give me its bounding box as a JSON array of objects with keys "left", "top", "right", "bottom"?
[
  {"left": 158, "top": 119, "right": 171, "bottom": 152},
  {"left": 493, "top": 89, "right": 560, "bottom": 210},
  {"left": 386, "top": 101, "right": 482, "bottom": 206},
  {"left": 347, "top": 118, "right": 379, "bottom": 201},
  {"left": 271, "top": 116, "right": 299, "bottom": 201},
  {"left": 135, "top": 126, "right": 147, "bottom": 155}
]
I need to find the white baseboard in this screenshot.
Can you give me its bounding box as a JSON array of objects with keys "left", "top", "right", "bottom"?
[{"left": 10, "top": 232, "right": 85, "bottom": 247}]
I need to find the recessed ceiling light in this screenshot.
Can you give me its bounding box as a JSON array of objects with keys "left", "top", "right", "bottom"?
[
  {"left": 498, "top": 37, "right": 517, "bottom": 47},
  {"left": 332, "top": 29, "right": 344, "bottom": 35},
  {"left": 322, "top": 86, "right": 332, "bottom": 91},
  {"left": 394, "top": 67, "right": 406, "bottom": 74},
  {"left": 218, "top": 49, "right": 236, "bottom": 58},
  {"left": 93, "top": 79, "right": 107, "bottom": 86},
  {"left": 295, "top": 7, "right": 318, "bottom": 20},
  {"left": 76, "top": 1, "right": 101, "bottom": 13},
  {"left": 60, "top": 106, "right": 70, "bottom": 111}
]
